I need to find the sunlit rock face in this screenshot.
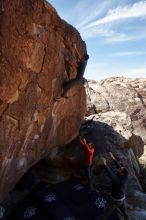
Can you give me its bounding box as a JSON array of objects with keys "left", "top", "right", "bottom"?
[
  {"left": 86, "top": 77, "right": 146, "bottom": 145},
  {"left": 0, "top": 0, "right": 86, "bottom": 201}
]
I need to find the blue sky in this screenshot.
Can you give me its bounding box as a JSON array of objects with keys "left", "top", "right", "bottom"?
[{"left": 49, "top": 0, "right": 146, "bottom": 80}]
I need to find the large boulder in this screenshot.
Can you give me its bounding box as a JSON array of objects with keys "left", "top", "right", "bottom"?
[
  {"left": 86, "top": 77, "right": 146, "bottom": 144},
  {"left": 0, "top": 0, "right": 86, "bottom": 201}
]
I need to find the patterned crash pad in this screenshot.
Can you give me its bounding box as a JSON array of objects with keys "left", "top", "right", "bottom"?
[{"left": 6, "top": 179, "right": 119, "bottom": 220}]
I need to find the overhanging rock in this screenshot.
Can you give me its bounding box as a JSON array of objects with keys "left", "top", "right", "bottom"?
[{"left": 0, "top": 0, "right": 86, "bottom": 201}]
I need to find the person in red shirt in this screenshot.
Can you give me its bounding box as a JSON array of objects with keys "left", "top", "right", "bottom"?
[{"left": 79, "top": 136, "right": 94, "bottom": 189}]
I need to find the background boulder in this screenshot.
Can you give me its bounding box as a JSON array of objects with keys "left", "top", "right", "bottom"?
[{"left": 86, "top": 77, "right": 146, "bottom": 144}]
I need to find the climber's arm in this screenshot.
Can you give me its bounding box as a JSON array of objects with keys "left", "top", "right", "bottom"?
[
  {"left": 104, "top": 165, "right": 119, "bottom": 184},
  {"left": 108, "top": 152, "right": 121, "bottom": 168}
]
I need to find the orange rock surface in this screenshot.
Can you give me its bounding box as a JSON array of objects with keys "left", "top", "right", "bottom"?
[{"left": 0, "top": 0, "right": 86, "bottom": 201}]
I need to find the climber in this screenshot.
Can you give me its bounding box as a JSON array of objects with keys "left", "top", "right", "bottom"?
[
  {"left": 54, "top": 47, "right": 89, "bottom": 101},
  {"left": 62, "top": 53, "right": 89, "bottom": 96},
  {"left": 65, "top": 43, "right": 89, "bottom": 83},
  {"left": 76, "top": 53, "right": 89, "bottom": 82},
  {"left": 79, "top": 136, "right": 94, "bottom": 190},
  {"left": 72, "top": 43, "right": 89, "bottom": 82},
  {"left": 97, "top": 152, "right": 129, "bottom": 220}
]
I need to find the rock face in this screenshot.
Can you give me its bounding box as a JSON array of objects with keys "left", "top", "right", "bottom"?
[
  {"left": 35, "top": 78, "right": 145, "bottom": 193},
  {"left": 35, "top": 110, "right": 145, "bottom": 218},
  {"left": 0, "top": 0, "right": 86, "bottom": 201},
  {"left": 80, "top": 117, "right": 143, "bottom": 189},
  {"left": 33, "top": 77, "right": 146, "bottom": 220},
  {"left": 83, "top": 77, "right": 146, "bottom": 218},
  {"left": 86, "top": 77, "right": 146, "bottom": 145}
]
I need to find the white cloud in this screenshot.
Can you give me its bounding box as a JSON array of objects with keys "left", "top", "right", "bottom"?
[
  {"left": 76, "top": 1, "right": 111, "bottom": 28},
  {"left": 87, "top": 1, "right": 146, "bottom": 28},
  {"left": 80, "top": 25, "right": 114, "bottom": 39},
  {"left": 123, "top": 67, "right": 146, "bottom": 78},
  {"left": 103, "top": 29, "right": 146, "bottom": 43},
  {"left": 80, "top": 25, "right": 146, "bottom": 43},
  {"left": 109, "top": 51, "right": 146, "bottom": 57},
  {"left": 77, "top": 1, "right": 146, "bottom": 42}
]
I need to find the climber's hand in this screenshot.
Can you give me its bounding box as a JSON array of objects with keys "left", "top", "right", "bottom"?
[
  {"left": 83, "top": 138, "right": 87, "bottom": 144},
  {"left": 79, "top": 136, "right": 86, "bottom": 145}
]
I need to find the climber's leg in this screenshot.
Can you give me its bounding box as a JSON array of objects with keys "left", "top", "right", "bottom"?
[
  {"left": 118, "top": 201, "right": 129, "bottom": 220},
  {"left": 83, "top": 164, "right": 94, "bottom": 190}
]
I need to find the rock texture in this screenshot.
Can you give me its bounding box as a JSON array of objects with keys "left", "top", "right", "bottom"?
[
  {"left": 86, "top": 77, "right": 146, "bottom": 145},
  {"left": 33, "top": 77, "right": 146, "bottom": 195},
  {"left": 39, "top": 115, "right": 145, "bottom": 220},
  {"left": 0, "top": 0, "right": 86, "bottom": 201},
  {"left": 83, "top": 77, "right": 146, "bottom": 219},
  {"left": 34, "top": 113, "right": 145, "bottom": 219},
  {"left": 41, "top": 77, "right": 146, "bottom": 219}
]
